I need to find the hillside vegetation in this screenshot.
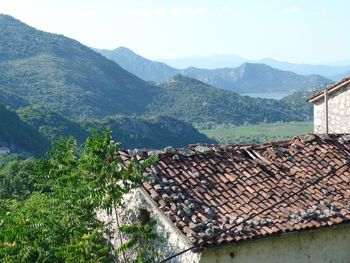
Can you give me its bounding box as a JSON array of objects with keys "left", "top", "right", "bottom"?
[
  {"left": 0, "top": 14, "right": 159, "bottom": 119},
  {"left": 281, "top": 84, "right": 331, "bottom": 119},
  {"left": 16, "top": 106, "right": 214, "bottom": 154},
  {"left": 145, "top": 75, "right": 311, "bottom": 124},
  {"left": 200, "top": 121, "right": 313, "bottom": 144},
  {"left": 96, "top": 47, "right": 177, "bottom": 83},
  {"left": 0, "top": 104, "right": 50, "bottom": 156},
  {"left": 0, "top": 15, "right": 325, "bottom": 127}
]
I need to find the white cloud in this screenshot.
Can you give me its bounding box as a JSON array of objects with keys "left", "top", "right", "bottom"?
[{"left": 127, "top": 7, "right": 207, "bottom": 17}]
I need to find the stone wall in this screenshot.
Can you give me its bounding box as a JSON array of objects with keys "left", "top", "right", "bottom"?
[
  {"left": 96, "top": 188, "right": 201, "bottom": 263},
  {"left": 200, "top": 224, "right": 350, "bottom": 263},
  {"left": 314, "top": 84, "right": 350, "bottom": 133},
  {"left": 97, "top": 188, "right": 350, "bottom": 263}
]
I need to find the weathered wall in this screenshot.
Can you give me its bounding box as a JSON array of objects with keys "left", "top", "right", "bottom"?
[
  {"left": 97, "top": 188, "right": 200, "bottom": 263},
  {"left": 97, "top": 187, "right": 350, "bottom": 263},
  {"left": 314, "top": 84, "right": 350, "bottom": 133},
  {"left": 200, "top": 224, "right": 350, "bottom": 263}
]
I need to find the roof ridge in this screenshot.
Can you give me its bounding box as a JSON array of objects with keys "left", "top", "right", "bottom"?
[{"left": 118, "top": 133, "right": 350, "bottom": 158}]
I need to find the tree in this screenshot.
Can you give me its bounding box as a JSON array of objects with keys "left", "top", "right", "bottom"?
[
  {"left": 117, "top": 220, "right": 161, "bottom": 263},
  {"left": 0, "top": 129, "right": 159, "bottom": 262}
]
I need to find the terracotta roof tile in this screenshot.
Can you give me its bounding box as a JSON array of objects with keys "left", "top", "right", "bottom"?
[{"left": 119, "top": 134, "right": 350, "bottom": 248}]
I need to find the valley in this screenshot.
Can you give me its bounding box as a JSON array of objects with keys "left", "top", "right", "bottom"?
[
  {"left": 1, "top": 2, "right": 350, "bottom": 262},
  {"left": 200, "top": 121, "right": 313, "bottom": 145},
  {"left": 0, "top": 14, "right": 344, "bottom": 158}
]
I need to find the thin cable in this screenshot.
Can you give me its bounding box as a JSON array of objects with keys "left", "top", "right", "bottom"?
[{"left": 158, "top": 161, "right": 350, "bottom": 263}]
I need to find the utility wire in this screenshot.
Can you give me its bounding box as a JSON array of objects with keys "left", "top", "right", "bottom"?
[{"left": 158, "top": 161, "right": 350, "bottom": 263}]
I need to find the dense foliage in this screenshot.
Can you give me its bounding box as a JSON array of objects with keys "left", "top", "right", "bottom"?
[
  {"left": 0, "top": 104, "right": 50, "bottom": 156},
  {"left": 16, "top": 106, "right": 89, "bottom": 144},
  {"left": 281, "top": 84, "right": 331, "bottom": 120},
  {"left": 79, "top": 115, "right": 215, "bottom": 149},
  {"left": 14, "top": 106, "right": 214, "bottom": 157},
  {"left": 0, "top": 86, "right": 29, "bottom": 109},
  {"left": 145, "top": 75, "right": 310, "bottom": 125},
  {"left": 0, "top": 157, "right": 36, "bottom": 200},
  {"left": 0, "top": 130, "right": 160, "bottom": 262},
  {"left": 117, "top": 220, "right": 161, "bottom": 263}
]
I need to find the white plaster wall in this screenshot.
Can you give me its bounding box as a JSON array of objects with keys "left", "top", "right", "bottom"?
[
  {"left": 314, "top": 99, "right": 325, "bottom": 134},
  {"left": 200, "top": 225, "right": 350, "bottom": 263},
  {"left": 314, "top": 84, "right": 350, "bottom": 134},
  {"left": 97, "top": 189, "right": 200, "bottom": 263}
]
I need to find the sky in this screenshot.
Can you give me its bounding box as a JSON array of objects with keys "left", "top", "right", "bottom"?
[{"left": 1, "top": 0, "right": 350, "bottom": 64}]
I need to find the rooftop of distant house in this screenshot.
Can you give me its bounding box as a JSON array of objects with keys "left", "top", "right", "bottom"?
[
  {"left": 118, "top": 134, "right": 350, "bottom": 248},
  {"left": 308, "top": 76, "right": 350, "bottom": 103},
  {"left": 0, "top": 147, "right": 10, "bottom": 151}
]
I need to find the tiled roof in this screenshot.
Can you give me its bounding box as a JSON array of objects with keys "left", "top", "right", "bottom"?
[
  {"left": 118, "top": 134, "right": 350, "bottom": 248},
  {"left": 0, "top": 147, "right": 9, "bottom": 151},
  {"left": 307, "top": 76, "right": 350, "bottom": 102}
]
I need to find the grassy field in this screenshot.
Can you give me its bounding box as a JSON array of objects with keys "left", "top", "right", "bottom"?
[{"left": 200, "top": 121, "right": 313, "bottom": 144}]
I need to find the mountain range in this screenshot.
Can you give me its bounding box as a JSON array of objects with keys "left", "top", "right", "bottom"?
[
  {"left": 0, "top": 14, "right": 159, "bottom": 119},
  {"left": 156, "top": 54, "right": 350, "bottom": 80},
  {"left": 0, "top": 14, "right": 331, "bottom": 156},
  {"left": 0, "top": 15, "right": 319, "bottom": 125},
  {"left": 96, "top": 47, "right": 332, "bottom": 94},
  {"left": 145, "top": 75, "right": 312, "bottom": 124}
]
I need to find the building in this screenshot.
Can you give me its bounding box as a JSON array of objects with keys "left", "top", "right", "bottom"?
[
  {"left": 103, "top": 134, "right": 350, "bottom": 263},
  {"left": 0, "top": 147, "right": 10, "bottom": 154},
  {"left": 308, "top": 77, "right": 350, "bottom": 134}
]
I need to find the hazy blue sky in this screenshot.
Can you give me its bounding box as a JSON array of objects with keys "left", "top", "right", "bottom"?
[{"left": 1, "top": 0, "right": 349, "bottom": 63}]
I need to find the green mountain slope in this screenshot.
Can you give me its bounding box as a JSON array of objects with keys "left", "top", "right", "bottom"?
[
  {"left": 96, "top": 47, "right": 177, "bottom": 83},
  {"left": 0, "top": 104, "right": 50, "bottom": 156},
  {"left": 0, "top": 15, "right": 326, "bottom": 131},
  {"left": 97, "top": 47, "right": 331, "bottom": 93},
  {"left": 280, "top": 84, "right": 331, "bottom": 119},
  {"left": 0, "top": 14, "right": 160, "bottom": 119},
  {"left": 16, "top": 106, "right": 214, "bottom": 150},
  {"left": 79, "top": 115, "right": 214, "bottom": 149},
  {"left": 16, "top": 106, "right": 89, "bottom": 143},
  {"left": 0, "top": 86, "right": 29, "bottom": 109},
  {"left": 145, "top": 75, "right": 308, "bottom": 124}
]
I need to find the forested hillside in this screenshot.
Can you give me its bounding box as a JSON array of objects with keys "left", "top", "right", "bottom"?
[
  {"left": 0, "top": 104, "right": 50, "bottom": 156},
  {"left": 0, "top": 15, "right": 325, "bottom": 129},
  {"left": 15, "top": 106, "right": 214, "bottom": 154},
  {"left": 145, "top": 75, "right": 310, "bottom": 124},
  {"left": 0, "top": 14, "right": 160, "bottom": 119},
  {"left": 96, "top": 47, "right": 177, "bottom": 82},
  {"left": 281, "top": 84, "right": 331, "bottom": 119}
]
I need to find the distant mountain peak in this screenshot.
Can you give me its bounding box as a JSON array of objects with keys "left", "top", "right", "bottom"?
[
  {"left": 168, "top": 74, "right": 203, "bottom": 84},
  {"left": 113, "top": 46, "right": 135, "bottom": 54}
]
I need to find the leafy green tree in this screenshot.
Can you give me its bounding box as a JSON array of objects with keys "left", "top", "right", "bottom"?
[
  {"left": 117, "top": 220, "right": 161, "bottom": 263},
  {"left": 0, "top": 157, "right": 36, "bottom": 200},
  {"left": 0, "top": 129, "right": 159, "bottom": 262},
  {"left": 0, "top": 194, "right": 112, "bottom": 263}
]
